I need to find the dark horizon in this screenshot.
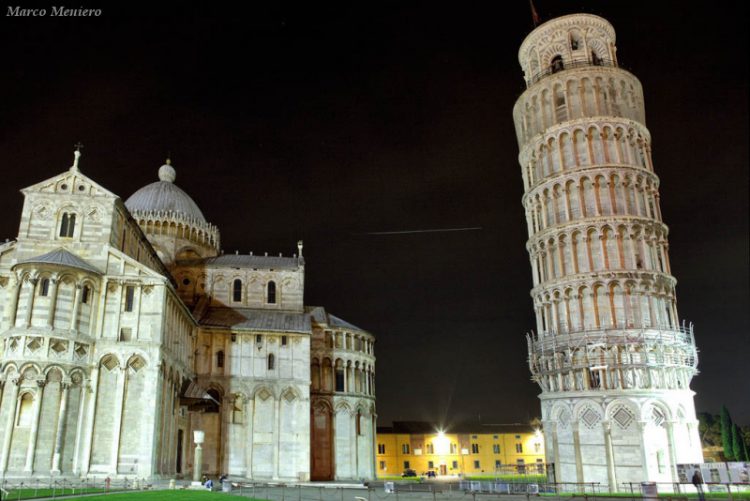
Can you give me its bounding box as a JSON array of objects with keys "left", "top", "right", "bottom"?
[{"left": 1, "top": 2, "right": 747, "bottom": 425}]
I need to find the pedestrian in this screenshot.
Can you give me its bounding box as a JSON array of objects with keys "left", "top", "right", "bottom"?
[{"left": 692, "top": 469, "right": 705, "bottom": 501}]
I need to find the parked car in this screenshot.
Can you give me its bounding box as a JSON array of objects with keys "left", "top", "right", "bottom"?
[{"left": 402, "top": 468, "right": 417, "bottom": 477}]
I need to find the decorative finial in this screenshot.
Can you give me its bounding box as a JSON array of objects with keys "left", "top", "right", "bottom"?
[
  {"left": 297, "top": 240, "right": 303, "bottom": 258},
  {"left": 158, "top": 157, "right": 177, "bottom": 183},
  {"left": 71, "top": 142, "right": 84, "bottom": 171}
]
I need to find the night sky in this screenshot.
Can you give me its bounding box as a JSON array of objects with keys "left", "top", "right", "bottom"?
[{"left": 1, "top": 2, "right": 747, "bottom": 426}]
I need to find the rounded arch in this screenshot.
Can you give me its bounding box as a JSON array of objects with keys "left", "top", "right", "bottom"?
[
  {"left": 42, "top": 365, "right": 66, "bottom": 379},
  {"left": 250, "top": 385, "right": 274, "bottom": 400},
  {"left": 334, "top": 401, "right": 352, "bottom": 414}
]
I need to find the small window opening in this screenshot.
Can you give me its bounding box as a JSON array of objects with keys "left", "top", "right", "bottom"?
[
  {"left": 39, "top": 278, "right": 50, "bottom": 297},
  {"left": 124, "top": 286, "right": 135, "bottom": 312},
  {"left": 267, "top": 353, "right": 275, "bottom": 370},
  {"left": 81, "top": 285, "right": 91, "bottom": 304},
  {"left": 335, "top": 368, "right": 344, "bottom": 391},
  {"left": 267, "top": 281, "right": 276, "bottom": 304},
  {"left": 60, "top": 213, "right": 76, "bottom": 237},
  {"left": 281, "top": 335, "right": 287, "bottom": 346},
  {"left": 551, "top": 55, "right": 564, "bottom": 73},
  {"left": 217, "top": 350, "right": 225, "bottom": 368},
  {"left": 232, "top": 279, "right": 242, "bottom": 302},
  {"left": 592, "top": 51, "right": 602, "bottom": 66}
]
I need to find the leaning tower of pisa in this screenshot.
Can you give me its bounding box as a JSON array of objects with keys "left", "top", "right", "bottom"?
[{"left": 512, "top": 14, "right": 704, "bottom": 490}]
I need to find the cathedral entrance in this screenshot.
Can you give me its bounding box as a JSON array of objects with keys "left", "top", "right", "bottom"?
[
  {"left": 176, "top": 429, "right": 183, "bottom": 474},
  {"left": 311, "top": 401, "right": 333, "bottom": 480}
]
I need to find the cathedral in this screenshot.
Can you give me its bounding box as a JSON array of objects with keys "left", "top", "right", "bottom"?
[
  {"left": 513, "top": 14, "right": 703, "bottom": 490},
  {"left": 0, "top": 152, "right": 376, "bottom": 481}
]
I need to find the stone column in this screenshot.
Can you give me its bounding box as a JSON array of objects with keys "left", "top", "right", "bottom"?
[
  {"left": 603, "top": 421, "right": 617, "bottom": 492},
  {"left": 0, "top": 378, "right": 20, "bottom": 473},
  {"left": 110, "top": 366, "right": 127, "bottom": 473},
  {"left": 51, "top": 381, "right": 70, "bottom": 474},
  {"left": 272, "top": 396, "right": 280, "bottom": 479},
  {"left": 549, "top": 422, "right": 561, "bottom": 482},
  {"left": 23, "top": 278, "right": 38, "bottom": 327},
  {"left": 245, "top": 397, "right": 254, "bottom": 478},
  {"left": 636, "top": 421, "right": 650, "bottom": 480},
  {"left": 666, "top": 420, "right": 679, "bottom": 482},
  {"left": 4, "top": 276, "right": 21, "bottom": 329},
  {"left": 572, "top": 422, "right": 584, "bottom": 483},
  {"left": 72, "top": 378, "right": 87, "bottom": 475},
  {"left": 46, "top": 277, "right": 59, "bottom": 328},
  {"left": 69, "top": 285, "right": 82, "bottom": 331},
  {"left": 80, "top": 367, "right": 101, "bottom": 474},
  {"left": 24, "top": 380, "right": 46, "bottom": 473}
]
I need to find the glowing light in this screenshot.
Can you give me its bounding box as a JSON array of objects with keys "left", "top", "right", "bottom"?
[{"left": 434, "top": 430, "right": 450, "bottom": 455}]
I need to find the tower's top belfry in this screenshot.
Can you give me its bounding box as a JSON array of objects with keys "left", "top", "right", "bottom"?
[{"left": 518, "top": 14, "right": 617, "bottom": 88}]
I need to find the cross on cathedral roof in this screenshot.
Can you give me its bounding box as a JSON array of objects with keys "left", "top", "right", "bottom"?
[{"left": 71, "top": 141, "right": 83, "bottom": 171}]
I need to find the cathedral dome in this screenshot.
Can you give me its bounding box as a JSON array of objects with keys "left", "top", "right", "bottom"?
[{"left": 124, "top": 161, "right": 207, "bottom": 223}]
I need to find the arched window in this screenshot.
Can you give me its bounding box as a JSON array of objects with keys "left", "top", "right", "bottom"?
[
  {"left": 81, "top": 285, "right": 91, "bottom": 304},
  {"left": 217, "top": 350, "right": 225, "bottom": 368},
  {"left": 551, "top": 55, "right": 564, "bottom": 73},
  {"left": 17, "top": 393, "right": 34, "bottom": 427},
  {"left": 206, "top": 389, "right": 221, "bottom": 413},
  {"left": 39, "top": 278, "right": 50, "bottom": 296},
  {"left": 267, "top": 353, "right": 275, "bottom": 370},
  {"left": 60, "top": 212, "right": 76, "bottom": 237},
  {"left": 591, "top": 51, "right": 602, "bottom": 66},
  {"left": 232, "top": 279, "right": 242, "bottom": 302},
  {"left": 267, "top": 281, "right": 276, "bottom": 304}
]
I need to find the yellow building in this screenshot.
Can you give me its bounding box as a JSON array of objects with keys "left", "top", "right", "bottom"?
[{"left": 376, "top": 422, "right": 545, "bottom": 478}]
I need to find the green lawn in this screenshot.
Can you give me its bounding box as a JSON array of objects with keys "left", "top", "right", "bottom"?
[{"left": 1, "top": 490, "right": 241, "bottom": 501}]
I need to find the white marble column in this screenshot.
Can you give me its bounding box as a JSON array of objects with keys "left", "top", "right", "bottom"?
[
  {"left": 603, "top": 421, "right": 617, "bottom": 492},
  {"left": 272, "top": 396, "right": 280, "bottom": 479},
  {"left": 666, "top": 420, "right": 679, "bottom": 482},
  {"left": 23, "top": 278, "right": 38, "bottom": 327},
  {"left": 80, "top": 367, "right": 101, "bottom": 474},
  {"left": 0, "top": 378, "right": 20, "bottom": 473},
  {"left": 244, "top": 397, "right": 254, "bottom": 478},
  {"left": 4, "top": 276, "right": 21, "bottom": 328},
  {"left": 24, "top": 380, "right": 46, "bottom": 473},
  {"left": 72, "top": 379, "right": 87, "bottom": 474},
  {"left": 110, "top": 366, "right": 127, "bottom": 473},
  {"left": 51, "top": 381, "right": 70, "bottom": 473},
  {"left": 46, "top": 277, "right": 60, "bottom": 328},
  {"left": 572, "top": 422, "right": 584, "bottom": 483},
  {"left": 69, "top": 285, "right": 82, "bottom": 331}
]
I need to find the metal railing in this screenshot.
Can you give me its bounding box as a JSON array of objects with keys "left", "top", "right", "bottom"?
[
  {"left": 0, "top": 477, "right": 142, "bottom": 500},
  {"left": 623, "top": 481, "right": 750, "bottom": 499},
  {"left": 528, "top": 58, "right": 618, "bottom": 86}
]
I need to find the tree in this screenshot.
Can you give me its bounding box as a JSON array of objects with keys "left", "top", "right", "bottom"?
[
  {"left": 732, "top": 424, "right": 743, "bottom": 462},
  {"left": 698, "top": 412, "right": 721, "bottom": 447},
  {"left": 721, "top": 405, "right": 734, "bottom": 460}
]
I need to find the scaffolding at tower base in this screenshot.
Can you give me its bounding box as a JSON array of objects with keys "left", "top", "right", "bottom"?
[{"left": 526, "top": 321, "right": 698, "bottom": 393}]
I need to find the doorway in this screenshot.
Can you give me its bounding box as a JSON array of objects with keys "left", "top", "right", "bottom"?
[
  {"left": 439, "top": 464, "right": 447, "bottom": 476},
  {"left": 176, "top": 429, "right": 184, "bottom": 474}
]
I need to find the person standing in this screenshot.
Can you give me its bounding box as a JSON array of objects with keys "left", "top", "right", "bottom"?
[{"left": 692, "top": 469, "right": 705, "bottom": 501}]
